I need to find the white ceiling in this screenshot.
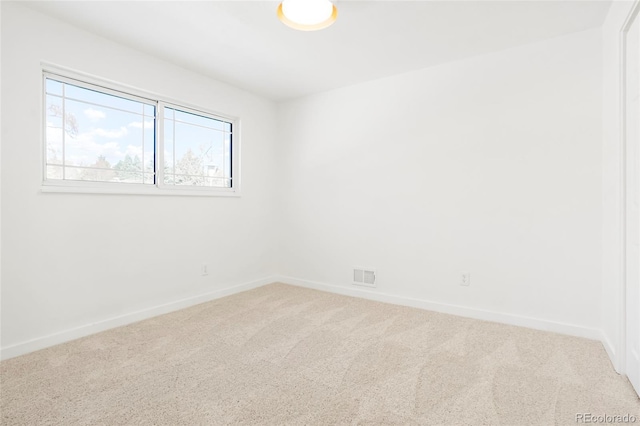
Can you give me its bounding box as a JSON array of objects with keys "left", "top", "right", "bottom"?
[{"left": 25, "top": 1, "right": 612, "bottom": 101}]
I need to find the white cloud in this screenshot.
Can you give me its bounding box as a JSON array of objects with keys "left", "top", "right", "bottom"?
[
  {"left": 128, "top": 120, "right": 154, "bottom": 129},
  {"left": 91, "top": 127, "right": 128, "bottom": 139},
  {"left": 84, "top": 108, "right": 106, "bottom": 121},
  {"left": 54, "top": 124, "right": 148, "bottom": 166},
  {"left": 64, "top": 140, "right": 121, "bottom": 166},
  {"left": 63, "top": 126, "right": 131, "bottom": 165}
]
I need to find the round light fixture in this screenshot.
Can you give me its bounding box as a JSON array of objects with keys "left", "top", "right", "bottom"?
[{"left": 277, "top": 0, "right": 337, "bottom": 31}]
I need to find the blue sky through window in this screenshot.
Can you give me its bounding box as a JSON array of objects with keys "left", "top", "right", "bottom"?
[{"left": 45, "top": 77, "right": 232, "bottom": 187}]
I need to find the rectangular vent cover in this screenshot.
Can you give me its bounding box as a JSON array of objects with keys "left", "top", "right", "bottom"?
[{"left": 353, "top": 267, "right": 376, "bottom": 287}]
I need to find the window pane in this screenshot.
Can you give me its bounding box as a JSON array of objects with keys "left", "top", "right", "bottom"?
[
  {"left": 144, "top": 104, "right": 155, "bottom": 117},
  {"left": 46, "top": 165, "right": 63, "bottom": 180},
  {"left": 64, "top": 82, "right": 142, "bottom": 114},
  {"left": 43, "top": 75, "right": 235, "bottom": 191},
  {"left": 46, "top": 79, "right": 63, "bottom": 96},
  {"left": 68, "top": 165, "right": 117, "bottom": 182},
  {"left": 173, "top": 121, "right": 208, "bottom": 184},
  {"left": 164, "top": 118, "right": 174, "bottom": 177},
  {"left": 170, "top": 107, "right": 224, "bottom": 131},
  {"left": 45, "top": 95, "right": 64, "bottom": 165},
  {"left": 44, "top": 77, "right": 155, "bottom": 184},
  {"left": 224, "top": 134, "right": 232, "bottom": 179},
  {"left": 163, "top": 107, "right": 232, "bottom": 188},
  {"left": 144, "top": 125, "right": 155, "bottom": 182}
]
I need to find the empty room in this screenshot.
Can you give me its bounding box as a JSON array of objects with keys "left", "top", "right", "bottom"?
[{"left": 1, "top": 0, "right": 640, "bottom": 424}]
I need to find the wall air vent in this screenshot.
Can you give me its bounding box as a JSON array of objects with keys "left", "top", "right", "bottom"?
[{"left": 353, "top": 267, "right": 376, "bottom": 288}]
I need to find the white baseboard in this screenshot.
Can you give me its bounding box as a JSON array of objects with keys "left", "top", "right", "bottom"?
[
  {"left": 2, "top": 275, "right": 608, "bottom": 362},
  {"left": 601, "top": 331, "right": 624, "bottom": 374},
  {"left": 276, "top": 276, "right": 603, "bottom": 341},
  {"left": 0, "top": 276, "right": 278, "bottom": 360}
]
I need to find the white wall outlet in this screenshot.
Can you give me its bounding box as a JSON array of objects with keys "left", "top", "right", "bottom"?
[
  {"left": 201, "top": 263, "right": 209, "bottom": 276},
  {"left": 460, "top": 272, "right": 470, "bottom": 286}
]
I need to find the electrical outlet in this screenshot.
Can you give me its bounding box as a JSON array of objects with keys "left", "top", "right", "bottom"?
[
  {"left": 460, "top": 272, "right": 470, "bottom": 286},
  {"left": 201, "top": 263, "right": 209, "bottom": 276}
]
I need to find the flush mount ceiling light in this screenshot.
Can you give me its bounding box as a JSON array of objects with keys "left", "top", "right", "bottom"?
[{"left": 277, "top": 0, "right": 338, "bottom": 31}]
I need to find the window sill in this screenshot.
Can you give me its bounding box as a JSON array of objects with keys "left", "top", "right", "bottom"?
[{"left": 40, "top": 183, "right": 241, "bottom": 197}]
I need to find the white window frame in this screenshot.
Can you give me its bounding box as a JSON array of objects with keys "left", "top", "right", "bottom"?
[{"left": 40, "top": 63, "right": 241, "bottom": 197}]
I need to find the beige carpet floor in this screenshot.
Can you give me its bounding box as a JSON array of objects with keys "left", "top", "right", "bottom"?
[{"left": 1, "top": 283, "right": 639, "bottom": 425}]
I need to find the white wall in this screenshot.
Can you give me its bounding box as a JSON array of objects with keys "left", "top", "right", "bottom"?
[
  {"left": 0, "top": 3, "right": 279, "bottom": 358},
  {"left": 0, "top": 2, "right": 611, "bottom": 360},
  {"left": 0, "top": 2, "right": 3, "bottom": 360},
  {"left": 277, "top": 29, "right": 603, "bottom": 337},
  {"left": 602, "top": 0, "right": 638, "bottom": 373}
]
